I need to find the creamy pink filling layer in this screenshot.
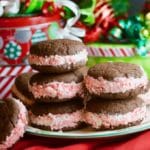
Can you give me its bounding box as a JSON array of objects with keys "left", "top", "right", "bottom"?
[
  {"left": 84, "top": 106, "right": 146, "bottom": 129},
  {"left": 138, "top": 88, "right": 150, "bottom": 105},
  {"left": 28, "top": 50, "right": 88, "bottom": 66},
  {"left": 30, "top": 82, "right": 83, "bottom": 99},
  {"left": 0, "top": 98, "right": 28, "bottom": 149},
  {"left": 30, "top": 110, "right": 83, "bottom": 131},
  {"left": 85, "top": 75, "right": 148, "bottom": 95}
]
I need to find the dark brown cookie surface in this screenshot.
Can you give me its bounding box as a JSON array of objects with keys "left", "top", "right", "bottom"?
[
  {"left": 34, "top": 96, "right": 81, "bottom": 103},
  {"left": 30, "top": 99, "right": 84, "bottom": 116},
  {"left": 88, "top": 62, "right": 143, "bottom": 80},
  {"left": 86, "top": 97, "right": 144, "bottom": 114},
  {"left": 0, "top": 99, "right": 20, "bottom": 143},
  {"left": 30, "top": 67, "right": 88, "bottom": 85},
  {"left": 93, "top": 85, "right": 147, "bottom": 100},
  {"left": 30, "top": 39, "right": 86, "bottom": 56},
  {"left": 14, "top": 72, "right": 34, "bottom": 99}
]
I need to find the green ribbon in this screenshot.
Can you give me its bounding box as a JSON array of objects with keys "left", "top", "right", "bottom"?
[{"left": 24, "top": 0, "right": 44, "bottom": 14}]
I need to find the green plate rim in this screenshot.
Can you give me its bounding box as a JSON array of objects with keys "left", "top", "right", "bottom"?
[{"left": 26, "top": 121, "right": 150, "bottom": 139}]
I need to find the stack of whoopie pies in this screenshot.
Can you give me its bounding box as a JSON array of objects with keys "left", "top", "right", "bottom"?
[
  {"left": 11, "top": 39, "right": 149, "bottom": 132},
  {"left": 84, "top": 62, "right": 149, "bottom": 130},
  {"left": 27, "top": 39, "right": 88, "bottom": 131}
]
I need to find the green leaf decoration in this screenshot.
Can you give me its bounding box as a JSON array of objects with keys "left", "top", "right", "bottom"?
[{"left": 77, "top": 0, "right": 96, "bottom": 25}]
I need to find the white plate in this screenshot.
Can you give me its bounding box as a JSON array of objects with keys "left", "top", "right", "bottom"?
[{"left": 26, "top": 106, "right": 150, "bottom": 139}]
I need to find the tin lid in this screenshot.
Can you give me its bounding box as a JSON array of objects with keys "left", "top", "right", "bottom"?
[{"left": 0, "top": 15, "right": 61, "bottom": 28}]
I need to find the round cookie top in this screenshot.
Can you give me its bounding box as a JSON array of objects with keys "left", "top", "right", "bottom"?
[
  {"left": 30, "top": 39, "right": 86, "bottom": 56},
  {"left": 30, "top": 99, "right": 84, "bottom": 116},
  {"left": 86, "top": 97, "right": 144, "bottom": 114},
  {"left": 15, "top": 72, "right": 34, "bottom": 98},
  {"left": 30, "top": 67, "right": 88, "bottom": 85},
  {"left": 0, "top": 99, "right": 20, "bottom": 143},
  {"left": 88, "top": 62, "right": 144, "bottom": 80}
]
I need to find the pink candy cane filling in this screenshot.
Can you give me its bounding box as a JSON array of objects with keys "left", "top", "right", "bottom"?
[
  {"left": 30, "top": 110, "right": 83, "bottom": 131},
  {"left": 85, "top": 75, "right": 148, "bottom": 95},
  {"left": 0, "top": 99, "right": 28, "bottom": 149},
  {"left": 85, "top": 106, "right": 146, "bottom": 129},
  {"left": 138, "top": 88, "right": 150, "bottom": 105},
  {"left": 30, "top": 82, "right": 83, "bottom": 99},
  {"left": 28, "top": 50, "right": 88, "bottom": 66}
]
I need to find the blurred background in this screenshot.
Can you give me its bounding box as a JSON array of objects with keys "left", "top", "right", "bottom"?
[{"left": 0, "top": 0, "right": 150, "bottom": 98}]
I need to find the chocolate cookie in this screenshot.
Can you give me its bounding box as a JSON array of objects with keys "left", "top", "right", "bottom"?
[
  {"left": 85, "top": 62, "right": 148, "bottom": 100},
  {"left": 11, "top": 72, "right": 35, "bottom": 108},
  {"left": 29, "top": 67, "right": 88, "bottom": 102},
  {"left": 29, "top": 99, "right": 84, "bottom": 131},
  {"left": 138, "top": 81, "right": 150, "bottom": 106},
  {"left": 84, "top": 97, "right": 146, "bottom": 130},
  {"left": 0, "top": 98, "right": 28, "bottom": 149},
  {"left": 28, "top": 39, "right": 88, "bottom": 73}
]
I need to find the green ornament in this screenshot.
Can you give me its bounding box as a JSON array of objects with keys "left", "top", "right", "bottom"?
[
  {"left": 135, "top": 39, "right": 146, "bottom": 47},
  {"left": 124, "top": 20, "right": 132, "bottom": 30},
  {"left": 146, "top": 20, "right": 150, "bottom": 26},
  {"left": 118, "top": 19, "right": 126, "bottom": 29},
  {"left": 140, "top": 28, "right": 149, "bottom": 38},
  {"left": 136, "top": 46, "right": 147, "bottom": 56},
  {"left": 108, "top": 27, "right": 123, "bottom": 42},
  {"left": 77, "top": 0, "right": 96, "bottom": 25},
  {"left": 145, "top": 13, "right": 150, "bottom": 29},
  {"left": 134, "top": 15, "right": 144, "bottom": 22},
  {"left": 4, "top": 41, "right": 21, "bottom": 60},
  {"left": 110, "top": 27, "right": 122, "bottom": 38},
  {"left": 145, "top": 39, "right": 150, "bottom": 51},
  {"left": 126, "top": 22, "right": 142, "bottom": 39},
  {"left": 145, "top": 12, "right": 150, "bottom": 21}
]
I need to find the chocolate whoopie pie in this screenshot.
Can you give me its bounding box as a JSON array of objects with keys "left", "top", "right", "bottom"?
[
  {"left": 84, "top": 97, "right": 146, "bottom": 130},
  {"left": 29, "top": 99, "right": 84, "bottom": 131},
  {"left": 0, "top": 98, "right": 28, "bottom": 149},
  {"left": 28, "top": 39, "right": 88, "bottom": 73},
  {"left": 85, "top": 62, "right": 149, "bottom": 100},
  {"left": 29, "top": 67, "right": 88, "bottom": 102},
  {"left": 11, "top": 72, "right": 35, "bottom": 108},
  {"left": 138, "top": 81, "right": 150, "bottom": 106}
]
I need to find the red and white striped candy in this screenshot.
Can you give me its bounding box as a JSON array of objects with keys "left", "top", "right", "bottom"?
[
  {"left": 87, "top": 46, "right": 136, "bottom": 57},
  {"left": 94, "top": 0, "right": 114, "bottom": 27},
  {"left": 0, "top": 65, "right": 32, "bottom": 98}
]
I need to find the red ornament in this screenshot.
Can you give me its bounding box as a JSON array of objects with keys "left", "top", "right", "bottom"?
[
  {"left": 42, "top": 1, "right": 62, "bottom": 16},
  {"left": 82, "top": 0, "right": 116, "bottom": 43},
  {"left": 84, "top": 27, "right": 102, "bottom": 43},
  {"left": 25, "top": 0, "right": 31, "bottom": 7},
  {"left": 143, "top": 1, "right": 150, "bottom": 13}
]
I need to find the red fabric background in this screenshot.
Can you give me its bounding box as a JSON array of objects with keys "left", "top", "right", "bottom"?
[{"left": 11, "top": 130, "right": 150, "bottom": 150}]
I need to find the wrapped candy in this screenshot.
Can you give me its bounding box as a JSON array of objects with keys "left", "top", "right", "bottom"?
[
  {"left": 83, "top": 0, "right": 116, "bottom": 43},
  {"left": 76, "top": 0, "right": 129, "bottom": 43}
]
